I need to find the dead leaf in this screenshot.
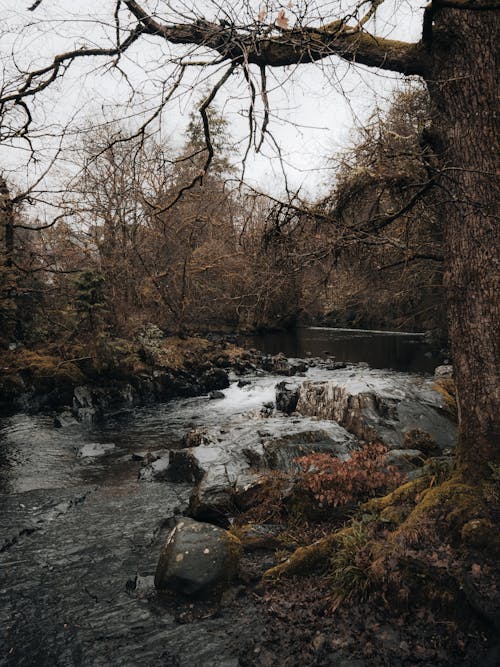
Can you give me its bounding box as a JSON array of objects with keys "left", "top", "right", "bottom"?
[
  {"left": 471, "top": 563, "right": 481, "bottom": 578},
  {"left": 258, "top": 6, "right": 267, "bottom": 22},
  {"left": 276, "top": 9, "right": 289, "bottom": 29}
]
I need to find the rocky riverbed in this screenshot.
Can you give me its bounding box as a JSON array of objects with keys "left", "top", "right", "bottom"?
[{"left": 0, "top": 356, "right": 468, "bottom": 666}]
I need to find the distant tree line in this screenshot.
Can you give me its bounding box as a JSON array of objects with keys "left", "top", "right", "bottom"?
[{"left": 0, "top": 90, "right": 445, "bottom": 355}]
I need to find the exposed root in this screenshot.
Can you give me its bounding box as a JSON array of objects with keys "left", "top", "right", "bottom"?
[{"left": 262, "top": 465, "right": 500, "bottom": 620}]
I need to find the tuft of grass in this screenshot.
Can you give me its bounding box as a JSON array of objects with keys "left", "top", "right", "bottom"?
[{"left": 329, "top": 516, "right": 376, "bottom": 606}]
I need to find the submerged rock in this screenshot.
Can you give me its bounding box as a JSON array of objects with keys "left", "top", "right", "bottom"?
[
  {"left": 209, "top": 390, "right": 225, "bottom": 400},
  {"left": 77, "top": 442, "right": 116, "bottom": 458},
  {"left": 154, "top": 517, "right": 241, "bottom": 597}
]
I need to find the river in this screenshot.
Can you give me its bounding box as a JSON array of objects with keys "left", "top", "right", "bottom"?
[{"left": 0, "top": 328, "right": 448, "bottom": 665}]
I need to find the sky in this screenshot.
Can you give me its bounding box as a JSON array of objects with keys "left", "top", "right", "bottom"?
[{"left": 0, "top": 0, "right": 424, "bottom": 202}]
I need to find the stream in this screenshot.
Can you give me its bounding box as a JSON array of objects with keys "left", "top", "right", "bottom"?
[{"left": 0, "top": 328, "right": 450, "bottom": 666}]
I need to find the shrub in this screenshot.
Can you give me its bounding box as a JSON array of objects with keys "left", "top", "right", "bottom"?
[{"left": 296, "top": 443, "right": 403, "bottom": 509}]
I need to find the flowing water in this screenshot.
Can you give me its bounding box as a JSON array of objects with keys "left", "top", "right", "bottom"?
[{"left": 0, "top": 328, "right": 444, "bottom": 665}]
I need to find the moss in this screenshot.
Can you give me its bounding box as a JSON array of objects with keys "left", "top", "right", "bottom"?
[
  {"left": 434, "top": 377, "right": 457, "bottom": 418},
  {"left": 363, "top": 476, "right": 429, "bottom": 513},
  {"left": 229, "top": 524, "right": 291, "bottom": 552},
  {"left": 394, "top": 478, "right": 487, "bottom": 543},
  {"left": 379, "top": 504, "right": 409, "bottom": 526},
  {"left": 263, "top": 528, "right": 351, "bottom": 582}
]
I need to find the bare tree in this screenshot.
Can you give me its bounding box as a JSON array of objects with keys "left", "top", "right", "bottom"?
[{"left": 0, "top": 0, "right": 498, "bottom": 475}]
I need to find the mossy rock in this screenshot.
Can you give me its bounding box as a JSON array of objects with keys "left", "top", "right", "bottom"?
[
  {"left": 434, "top": 378, "right": 457, "bottom": 418},
  {"left": 155, "top": 517, "right": 242, "bottom": 598}
]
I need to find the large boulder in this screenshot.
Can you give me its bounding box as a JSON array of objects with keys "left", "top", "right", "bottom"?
[
  {"left": 154, "top": 517, "right": 241, "bottom": 597},
  {"left": 295, "top": 369, "right": 456, "bottom": 450},
  {"left": 169, "top": 446, "right": 262, "bottom": 523}
]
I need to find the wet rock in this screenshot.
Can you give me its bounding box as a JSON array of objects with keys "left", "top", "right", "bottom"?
[
  {"left": 77, "top": 442, "right": 116, "bottom": 458},
  {"left": 261, "top": 353, "right": 292, "bottom": 375},
  {"left": 167, "top": 444, "right": 263, "bottom": 522},
  {"left": 182, "top": 428, "right": 213, "bottom": 448},
  {"left": 435, "top": 364, "right": 453, "bottom": 378},
  {"left": 296, "top": 370, "right": 456, "bottom": 450},
  {"left": 237, "top": 379, "right": 252, "bottom": 388},
  {"left": 154, "top": 517, "right": 241, "bottom": 597},
  {"left": 290, "top": 361, "right": 308, "bottom": 374},
  {"left": 53, "top": 410, "right": 78, "bottom": 428},
  {"left": 326, "top": 361, "right": 347, "bottom": 370},
  {"left": 168, "top": 449, "right": 206, "bottom": 484},
  {"left": 209, "top": 390, "right": 225, "bottom": 400},
  {"left": 138, "top": 454, "right": 170, "bottom": 481},
  {"left": 260, "top": 401, "right": 275, "bottom": 417},
  {"left": 72, "top": 383, "right": 136, "bottom": 422},
  {"left": 275, "top": 381, "right": 300, "bottom": 414},
  {"left": 262, "top": 428, "right": 352, "bottom": 471},
  {"left": 201, "top": 368, "right": 230, "bottom": 392}
]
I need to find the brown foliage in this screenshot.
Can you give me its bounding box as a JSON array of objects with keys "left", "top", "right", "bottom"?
[{"left": 296, "top": 444, "right": 403, "bottom": 509}]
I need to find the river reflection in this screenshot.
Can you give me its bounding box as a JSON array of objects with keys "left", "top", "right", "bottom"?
[{"left": 245, "top": 326, "right": 438, "bottom": 374}]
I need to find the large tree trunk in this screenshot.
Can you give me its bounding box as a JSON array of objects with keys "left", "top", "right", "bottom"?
[{"left": 426, "top": 5, "right": 499, "bottom": 471}]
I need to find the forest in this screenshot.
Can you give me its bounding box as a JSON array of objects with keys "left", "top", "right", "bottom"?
[{"left": 0, "top": 1, "right": 498, "bottom": 666}]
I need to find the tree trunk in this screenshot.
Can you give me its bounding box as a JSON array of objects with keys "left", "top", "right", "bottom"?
[
  {"left": 426, "top": 5, "right": 499, "bottom": 470},
  {"left": 0, "top": 177, "right": 14, "bottom": 267}
]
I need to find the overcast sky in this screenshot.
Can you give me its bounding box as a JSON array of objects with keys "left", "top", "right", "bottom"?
[{"left": 0, "top": 0, "right": 424, "bottom": 200}]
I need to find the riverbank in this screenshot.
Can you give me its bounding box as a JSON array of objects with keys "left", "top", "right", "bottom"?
[
  {"left": 0, "top": 335, "right": 260, "bottom": 415},
  {"left": 1, "top": 338, "right": 497, "bottom": 666}
]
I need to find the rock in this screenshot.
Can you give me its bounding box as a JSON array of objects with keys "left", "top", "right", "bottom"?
[
  {"left": 262, "top": 428, "right": 352, "bottom": 471},
  {"left": 53, "top": 410, "right": 78, "bottom": 428},
  {"left": 296, "top": 370, "right": 456, "bottom": 450},
  {"left": 138, "top": 454, "right": 170, "bottom": 481},
  {"left": 72, "top": 383, "right": 136, "bottom": 422},
  {"left": 167, "top": 445, "right": 263, "bottom": 522},
  {"left": 209, "top": 390, "right": 225, "bottom": 400},
  {"left": 326, "top": 361, "right": 347, "bottom": 370},
  {"left": 385, "top": 448, "right": 424, "bottom": 472},
  {"left": 154, "top": 517, "right": 241, "bottom": 597},
  {"left": 182, "top": 428, "right": 212, "bottom": 448},
  {"left": 168, "top": 449, "right": 206, "bottom": 484},
  {"left": 77, "top": 443, "right": 116, "bottom": 458},
  {"left": 201, "top": 368, "right": 230, "bottom": 392},
  {"left": 403, "top": 428, "right": 441, "bottom": 456},
  {"left": 237, "top": 379, "right": 251, "bottom": 388},
  {"left": 435, "top": 364, "right": 453, "bottom": 378},
  {"left": 260, "top": 401, "right": 274, "bottom": 417},
  {"left": 261, "top": 353, "right": 292, "bottom": 375},
  {"left": 290, "top": 361, "right": 308, "bottom": 374},
  {"left": 275, "top": 381, "right": 300, "bottom": 414}
]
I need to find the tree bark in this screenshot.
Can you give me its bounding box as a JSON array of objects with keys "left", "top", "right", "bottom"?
[
  {"left": 425, "top": 5, "right": 500, "bottom": 470},
  {"left": 0, "top": 177, "right": 14, "bottom": 267}
]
